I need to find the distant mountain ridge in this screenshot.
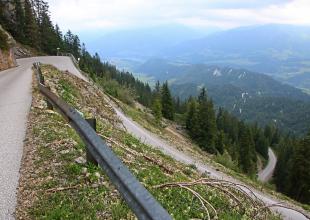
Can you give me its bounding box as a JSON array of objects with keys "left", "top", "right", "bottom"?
[
  {"left": 160, "top": 24, "right": 310, "bottom": 89},
  {"left": 94, "top": 24, "right": 310, "bottom": 90},
  {"left": 83, "top": 25, "right": 216, "bottom": 60},
  {"left": 136, "top": 59, "right": 310, "bottom": 134},
  {"left": 136, "top": 59, "right": 310, "bottom": 101}
]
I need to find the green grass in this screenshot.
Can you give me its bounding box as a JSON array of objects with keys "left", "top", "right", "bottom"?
[
  {"left": 108, "top": 78, "right": 310, "bottom": 216},
  {"left": 16, "top": 65, "right": 280, "bottom": 219},
  {"left": 0, "top": 28, "right": 9, "bottom": 50}
]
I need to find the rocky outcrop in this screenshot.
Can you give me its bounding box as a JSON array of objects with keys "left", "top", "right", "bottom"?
[
  {"left": 0, "top": 48, "right": 16, "bottom": 71},
  {"left": 13, "top": 46, "right": 32, "bottom": 59},
  {"left": 0, "top": 24, "right": 17, "bottom": 71}
]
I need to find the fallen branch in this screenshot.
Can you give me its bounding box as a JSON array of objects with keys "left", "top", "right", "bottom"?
[
  {"left": 45, "top": 185, "right": 81, "bottom": 193},
  {"left": 154, "top": 178, "right": 273, "bottom": 219},
  {"left": 98, "top": 133, "right": 174, "bottom": 174},
  {"left": 45, "top": 183, "right": 104, "bottom": 193}
]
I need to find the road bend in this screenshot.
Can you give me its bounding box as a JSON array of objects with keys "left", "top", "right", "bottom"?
[
  {"left": 258, "top": 148, "right": 277, "bottom": 183},
  {"left": 0, "top": 56, "right": 85, "bottom": 219}
]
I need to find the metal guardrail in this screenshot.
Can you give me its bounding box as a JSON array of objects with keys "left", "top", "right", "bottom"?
[{"left": 33, "top": 63, "right": 172, "bottom": 220}]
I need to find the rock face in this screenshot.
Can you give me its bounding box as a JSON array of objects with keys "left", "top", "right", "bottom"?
[
  {"left": 0, "top": 48, "right": 16, "bottom": 71},
  {"left": 0, "top": 24, "right": 17, "bottom": 71}
]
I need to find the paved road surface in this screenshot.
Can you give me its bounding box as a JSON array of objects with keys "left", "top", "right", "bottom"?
[
  {"left": 258, "top": 148, "right": 277, "bottom": 182},
  {"left": 0, "top": 56, "right": 86, "bottom": 219}
]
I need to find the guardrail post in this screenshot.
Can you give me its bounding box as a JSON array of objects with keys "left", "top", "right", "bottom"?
[
  {"left": 85, "top": 118, "right": 98, "bottom": 166},
  {"left": 38, "top": 65, "right": 45, "bottom": 85},
  {"left": 45, "top": 86, "right": 53, "bottom": 110}
]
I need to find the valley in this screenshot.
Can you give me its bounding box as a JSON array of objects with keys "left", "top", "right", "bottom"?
[{"left": 1, "top": 0, "right": 310, "bottom": 219}]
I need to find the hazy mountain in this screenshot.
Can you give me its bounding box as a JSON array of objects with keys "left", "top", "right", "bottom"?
[
  {"left": 137, "top": 59, "right": 309, "bottom": 99},
  {"left": 83, "top": 25, "right": 218, "bottom": 61},
  {"left": 89, "top": 24, "right": 310, "bottom": 90},
  {"left": 136, "top": 59, "right": 310, "bottom": 134},
  {"left": 161, "top": 24, "right": 310, "bottom": 89}
]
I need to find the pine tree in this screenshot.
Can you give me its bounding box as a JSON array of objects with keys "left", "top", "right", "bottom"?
[
  {"left": 38, "top": 4, "right": 58, "bottom": 54},
  {"left": 238, "top": 123, "right": 256, "bottom": 175},
  {"left": 288, "top": 133, "right": 310, "bottom": 203},
  {"left": 24, "top": 0, "right": 39, "bottom": 48},
  {"left": 254, "top": 130, "right": 269, "bottom": 159},
  {"left": 54, "top": 24, "right": 63, "bottom": 52},
  {"left": 13, "top": 0, "right": 25, "bottom": 42},
  {"left": 152, "top": 98, "right": 162, "bottom": 125},
  {"left": 186, "top": 98, "right": 199, "bottom": 139},
  {"left": 274, "top": 137, "right": 294, "bottom": 193},
  {"left": 197, "top": 88, "right": 217, "bottom": 153},
  {"left": 216, "top": 130, "right": 225, "bottom": 154},
  {"left": 161, "top": 81, "right": 174, "bottom": 120},
  {"left": 155, "top": 80, "right": 160, "bottom": 94}
]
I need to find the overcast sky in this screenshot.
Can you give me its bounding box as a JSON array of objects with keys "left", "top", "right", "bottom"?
[{"left": 47, "top": 0, "right": 310, "bottom": 33}]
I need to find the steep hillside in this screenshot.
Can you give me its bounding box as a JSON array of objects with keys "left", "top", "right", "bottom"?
[
  {"left": 16, "top": 64, "right": 280, "bottom": 220},
  {"left": 0, "top": 25, "right": 16, "bottom": 71}
]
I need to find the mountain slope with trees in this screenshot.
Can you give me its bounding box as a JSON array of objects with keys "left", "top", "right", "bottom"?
[
  {"left": 1, "top": 0, "right": 309, "bottom": 208},
  {"left": 136, "top": 59, "right": 310, "bottom": 134}
]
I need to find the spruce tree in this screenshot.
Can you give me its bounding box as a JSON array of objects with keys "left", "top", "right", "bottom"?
[
  {"left": 152, "top": 98, "right": 162, "bottom": 125},
  {"left": 13, "top": 0, "right": 25, "bottom": 43},
  {"left": 197, "top": 88, "right": 217, "bottom": 153},
  {"left": 24, "top": 0, "right": 39, "bottom": 48},
  {"left": 288, "top": 133, "right": 310, "bottom": 203},
  {"left": 274, "top": 137, "right": 294, "bottom": 193},
  {"left": 38, "top": 5, "right": 58, "bottom": 54},
  {"left": 55, "top": 24, "right": 63, "bottom": 50},
  {"left": 238, "top": 123, "right": 256, "bottom": 175},
  {"left": 186, "top": 98, "right": 199, "bottom": 139},
  {"left": 216, "top": 130, "right": 225, "bottom": 154},
  {"left": 161, "top": 81, "right": 174, "bottom": 120}
]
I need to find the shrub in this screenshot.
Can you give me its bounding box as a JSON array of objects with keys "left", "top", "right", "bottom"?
[{"left": 0, "top": 29, "right": 9, "bottom": 50}]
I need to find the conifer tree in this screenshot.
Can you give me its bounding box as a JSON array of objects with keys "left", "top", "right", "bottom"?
[
  {"left": 254, "top": 128, "right": 269, "bottom": 159},
  {"left": 216, "top": 130, "right": 225, "bottom": 154},
  {"left": 186, "top": 98, "right": 199, "bottom": 139},
  {"left": 288, "top": 133, "right": 310, "bottom": 203},
  {"left": 238, "top": 123, "right": 256, "bottom": 175},
  {"left": 161, "top": 81, "right": 174, "bottom": 120},
  {"left": 197, "top": 88, "right": 217, "bottom": 153},
  {"left": 38, "top": 4, "right": 58, "bottom": 54},
  {"left": 13, "top": 0, "right": 25, "bottom": 43},
  {"left": 24, "top": 0, "right": 39, "bottom": 48},
  {"left": 155, "top": 80, "right": 160, "bottom": 95},
  {"left": 152, "top": 98, "right": 162, "bottom": 125},
  {"left": 274, "top": 137, "right": 294, "bottom": 193}
]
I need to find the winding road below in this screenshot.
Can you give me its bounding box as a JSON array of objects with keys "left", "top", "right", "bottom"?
[
  {"left": 258, "top": 148, "right": 277, "bottom": 183},
  {"left": 114, "top": 107, "right": 308, "bottom": 220},
  {"left": 1, "top": 56, "right": 308, "bottom": 220}
]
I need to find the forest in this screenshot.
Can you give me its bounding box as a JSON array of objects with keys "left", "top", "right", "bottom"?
[{"left": 0, "top": 0, "right": 309, "bottom": 205}]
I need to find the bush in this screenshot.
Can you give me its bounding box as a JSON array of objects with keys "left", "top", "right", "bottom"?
[
  {"left": 215, "top": 150, "right": 240, "bottom": 172},
  {"left": 0, "top": 29, "right": 9, "bottom": 50}
]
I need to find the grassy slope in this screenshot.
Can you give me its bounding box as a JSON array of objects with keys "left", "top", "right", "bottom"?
[
  {"left": 116, "top": 89, "right": 310, "bottom": 213},
  {"left": 16, "top": 65, "right": 279, "bottom": 219}
]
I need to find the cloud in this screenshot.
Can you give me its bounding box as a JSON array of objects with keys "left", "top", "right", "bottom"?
[{"left": 47, "top": 0, "right": 310, "bottom": 32}]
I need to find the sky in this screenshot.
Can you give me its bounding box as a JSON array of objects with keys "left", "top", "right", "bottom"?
[{"left": 47, "top": 0, "right": 310, "bottom": 33}]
